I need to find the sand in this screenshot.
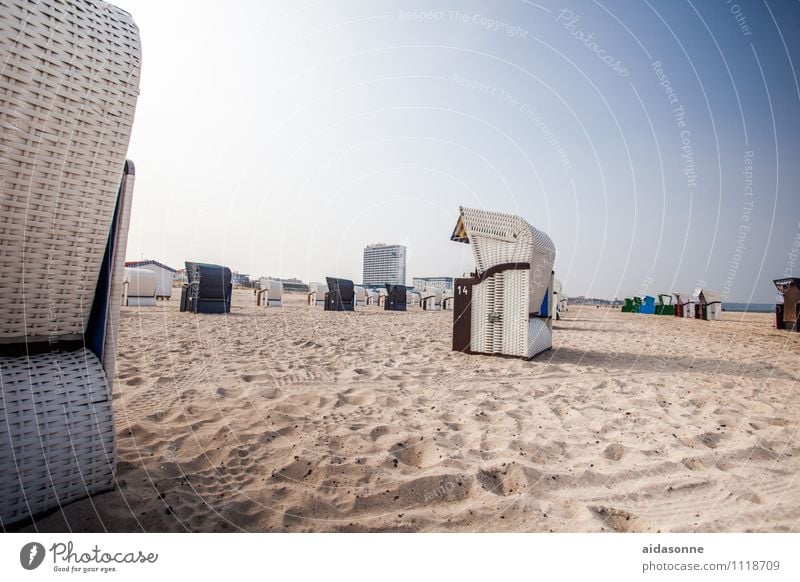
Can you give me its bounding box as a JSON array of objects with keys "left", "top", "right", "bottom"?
[{"left": 20, "top": 289, "right": 800, "bottom": 532}]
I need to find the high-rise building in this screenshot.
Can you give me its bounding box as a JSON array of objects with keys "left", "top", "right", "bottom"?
[{"left": 363, "top": 243, "right": 407, "bottom": 286}]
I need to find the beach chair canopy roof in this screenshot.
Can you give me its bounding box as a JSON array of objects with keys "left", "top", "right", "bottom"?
[
  {"left": 694, "top": 287, "right": 721, "bottom": 304},
  {"left": 553, "top": 278, "right": 562, "bottom": 297},
  {"left": 0, "top": 2, "right": 141, "bottom": 343},
  {"left": 774, "top": 277, "right": 800, "bottom": 293}
]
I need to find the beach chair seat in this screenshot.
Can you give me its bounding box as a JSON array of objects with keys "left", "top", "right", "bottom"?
[
  {"left": 180, "top": 262, "right": 232, "bottom": 314},
  {"left": 0, "top": 0, "right": 141, "bottom": 526},
  {"left": 450, "top": 206, "right": 556, "bottom": 359},
  {"left": 324, "top": 277, "right": 355, "bottom": 311},
  {"left": 384, "top": 285, "right": 407, "bottom": 311}
]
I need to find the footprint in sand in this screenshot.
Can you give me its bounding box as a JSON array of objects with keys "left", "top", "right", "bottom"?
[{"left": 589, "top": 505, "right": 642, "bottom": 532}]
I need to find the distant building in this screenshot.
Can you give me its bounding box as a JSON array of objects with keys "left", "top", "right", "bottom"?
[
  {"left": 125, "top": 260, "right": 176, "bottom": 299},
  {"left": 231, "top": 272, "right": 251, "bottom": 287},
  {"left": 363, "top": 243, "right": 406, "bottom": 286},
  {"left": 412, "top": 276, "right": 453, "bottom": 291}
]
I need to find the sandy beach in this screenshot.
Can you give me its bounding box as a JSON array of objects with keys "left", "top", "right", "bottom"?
[{"left": 21, "top": 289, "right": 800, "bottom": 532}]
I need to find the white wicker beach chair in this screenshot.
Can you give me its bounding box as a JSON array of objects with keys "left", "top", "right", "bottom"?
[
  {"left": 421, "top": 288, "right": 443, "bottom": 311},
  {"left": 256, "top": 280, "right": 282, "bottom": 307},
  {"left": 0, "top": 0, "right": 141, "bottom": 527},
  {"left": 553, "top": 278, "right": 563, "bottom": 320},
  {"left": 377, "top": 288, "right": 388, "bottom": 307},
  {"left": 442, "top": 289, "right": 455, "bottom": 310},
  {"left": 307, "top": 283, "right": 328, "bottom": 306},
  {"left": 267, "top": 280, "right": 283, "bottom": 307},
  {"left": 123, "top": 268, "right": 157, "bottom": 307},
  {"left": 450, "top": 206, "right": 556, "bottom": 359},
  {"left": 355, "top": 286, "right": 367, "bottom": 307}
]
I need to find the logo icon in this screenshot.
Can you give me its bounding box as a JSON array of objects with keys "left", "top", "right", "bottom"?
[{"left": 20, "top": 542, "right": 46, "bottom": 570}]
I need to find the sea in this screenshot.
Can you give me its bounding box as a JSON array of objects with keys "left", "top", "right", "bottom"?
[{"left": 722, "top": 302, "right": 774, "bottom": 313}]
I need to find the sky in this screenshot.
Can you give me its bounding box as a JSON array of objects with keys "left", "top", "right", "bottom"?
[{"left": 114, "top": 0, "right": 800, "bottom": 302}]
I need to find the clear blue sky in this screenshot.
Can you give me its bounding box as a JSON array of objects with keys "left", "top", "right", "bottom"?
[{"left": 116, "top": 0, "right": 800, "bottom": 302}]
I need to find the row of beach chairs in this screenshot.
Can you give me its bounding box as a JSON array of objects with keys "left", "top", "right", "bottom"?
[{"left": 621, "top": 290, "right": 722, "bottom": 320}]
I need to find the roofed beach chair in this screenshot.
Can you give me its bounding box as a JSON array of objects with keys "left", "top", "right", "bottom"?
[
  {"left": 654, "top": 294, "right": 674, "bottom": 316},
  {"left": 421, "top": 288, "right": 443, "bottom": 311},
  {"left": 355, "top": 286, "right": 367, "bottom": 307},
  {"left": 307, "top": 283, "right": 328, "bottom": 306},
  {"left": 694, "top": 288, "right": 722, "bottom": 320},
  {"left": 450, "top": 207, "right": 556, "bottom": 359},
  {"left": 673, "top": 292, "right": 689, "bottom": 317},
  {"left": 324, "top": 277, "right": 355, "bottom": 311},
  {"left": 639, "top": 295, "right": 656, "bottom": 315},
  {"left": 553, "top": 278, "right": 562, "bottom": 320},
  {"left": 621, "top": 298, "right": 635, "bottom": 313},
  {"left": 683, "top": 294, "right": 696, "bottom": 319},
  {"left": 442, "top": 289, "right": 455, "bottom": 310},
  {"left": 773, "top": 278, "right": 800, "bottom": 331},
  {"left": 384, "top": 285, "right": 407, "bottom": 311},
  {"left": 377, "top": 288, "right": 388, "bottom": 307},
  {"left": 123, "top": 268, "right": 157, "bottom": 307},
  {"left": 256, "top": 280, "right": 282, "bottom": 307},
  {"left": 308, "top": 283, "right": 328, "bottom": 307},
  {"left": 0, "top": 0, "right": 141, "bottom": 527},
  {"left": 179, "top": 262, "right": 232, "bottom": 314}
]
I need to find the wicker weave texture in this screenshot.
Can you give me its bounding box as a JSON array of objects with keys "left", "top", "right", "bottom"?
[
  {"left": 0, "top": 349, "right": 115, "bottom": 526},
  {"left": 458, "top": 207, "right": 555, "bottom": 315},
  {"left": 0, "top": 0, "right": 141, "bottom": 342},
  {"left": 527, "top": 317, "right": 552, "bottom": 357}
]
